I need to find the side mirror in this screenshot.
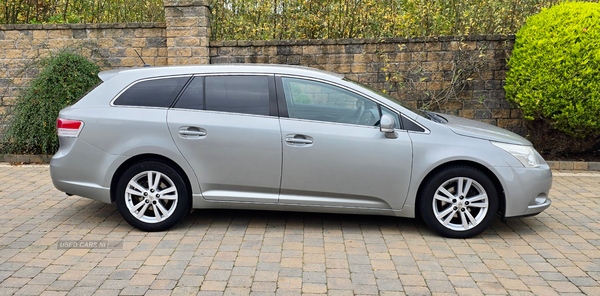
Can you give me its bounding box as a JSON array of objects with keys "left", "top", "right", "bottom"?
[{"left": 380, "top": 114, "right": 398, "bottom": 139}]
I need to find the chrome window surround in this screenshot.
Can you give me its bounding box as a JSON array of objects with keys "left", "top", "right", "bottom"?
[{"left": 109, "top": 72, "right": 430, "bottom": 134}]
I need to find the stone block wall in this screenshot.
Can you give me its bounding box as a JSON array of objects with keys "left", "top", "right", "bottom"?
[
  {"left": 210, "top": 35, "right": 525, "bottom": 135},
  {"left": 0, "top": 23, "right": 167, "bottom": 114},
  {"left": 0, "top": 0, "right": 210, "bottom": 121},
  {"left": 164, "top": 0, "right": 211, "bottom": 65}
]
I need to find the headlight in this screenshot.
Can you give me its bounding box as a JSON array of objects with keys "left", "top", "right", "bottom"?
[{"left": 491, "top": 142, "right": 539, "bottom": 168}]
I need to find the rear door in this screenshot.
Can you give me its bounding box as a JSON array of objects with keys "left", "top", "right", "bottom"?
[
  {"left": 277, "top": 76, "right": 413, "bottom": 210},
  {"left": 167, "top": 74, "right": 282, "bottom": 203}
]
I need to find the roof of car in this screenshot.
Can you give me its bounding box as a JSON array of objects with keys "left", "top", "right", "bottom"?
[{"left": 98, "top": 64, "right": 345, "bottom": 82}]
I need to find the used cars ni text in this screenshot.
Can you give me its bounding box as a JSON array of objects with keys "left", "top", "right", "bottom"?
[{"left": 50, "top": 65, "right": 552, "bottom": 238}]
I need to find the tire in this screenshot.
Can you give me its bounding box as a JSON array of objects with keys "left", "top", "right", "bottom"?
[
  {"left": 419, "top": 166, "right": 498, "bottom": 238},
  {"left": 116, "top": 160, "right": 190, "bottom": 231}
]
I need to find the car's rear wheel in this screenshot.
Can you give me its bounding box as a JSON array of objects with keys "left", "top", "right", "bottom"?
[
  {"left": 116, "top": 160, "right": 190, "bottom": 231},
  {"left": 419, "top": 166, "right": 498, "bottom": 238}
]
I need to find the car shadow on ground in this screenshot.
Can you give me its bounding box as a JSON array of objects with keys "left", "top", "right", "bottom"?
[{"left": 69, "top": 199, "right": 544, "bottom": 239}]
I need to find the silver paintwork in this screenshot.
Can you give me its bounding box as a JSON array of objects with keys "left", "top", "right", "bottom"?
[
  {"left": 167, "top": 109, "right": 282, "bottom": 203},
  {"left": 50, "top": 64, "right": 552, "bottom": 228}
]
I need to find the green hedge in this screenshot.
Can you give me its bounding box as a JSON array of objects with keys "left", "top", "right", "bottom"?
[
  {"left": 2, "top": 51, "right": 100, "bottom": 154},
  {"left": 505, "top": 1, "right": 600, "bottom": 154},
  {"left": 2, "top": 0, "right": 565, "bottom": 39},
  {"left": 210, "top": 0, "right": 563, "bottom": 40}
]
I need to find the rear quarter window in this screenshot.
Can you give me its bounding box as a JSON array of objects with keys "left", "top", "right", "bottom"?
[{"left": 113, "top": 76, "right": 190, "bottom": 107}]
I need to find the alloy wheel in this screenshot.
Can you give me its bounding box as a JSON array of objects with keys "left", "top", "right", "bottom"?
[
  {"left": 124, "top": 170, "right": 179, "bottom": 224},
  {"left": 432, "top": 177, "right": 489, "bottom": 231}
]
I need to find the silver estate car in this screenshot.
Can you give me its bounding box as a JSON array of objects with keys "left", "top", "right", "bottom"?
[{"left": 50, "top": 64, "right": 552, "bottom": 238}]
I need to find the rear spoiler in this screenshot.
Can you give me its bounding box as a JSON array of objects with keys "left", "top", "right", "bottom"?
[{"left": 98, "top": 69, "right": 125, "bottom": 82}]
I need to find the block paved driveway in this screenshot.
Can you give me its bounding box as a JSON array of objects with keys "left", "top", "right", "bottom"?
[{"left": 0, "top": 165, "right": 599, "bottom": 296}]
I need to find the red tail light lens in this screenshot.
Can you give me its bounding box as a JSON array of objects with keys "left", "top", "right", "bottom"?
[{"left": 57, "top": 118, "right": 84, "bottom": 137}]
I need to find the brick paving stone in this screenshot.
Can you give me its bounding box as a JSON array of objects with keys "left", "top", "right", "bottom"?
[
  {"left": 251, "top": 281, "right": 277, "bottom": 292},
  {"left": 119, "top": 285, "right": 149, "bottom": 295},
  {"left": 14, "top": 284, "right": 47, "bottom": 295},
  {"left": 1, "top": 166, "right": 600, "bottom": 295}
]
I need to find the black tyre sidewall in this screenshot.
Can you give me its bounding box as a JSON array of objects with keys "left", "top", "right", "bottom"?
[
  {"left": 116, "top": 160, "right": 190, "bottom": 232},
  {"left": 420, "top": 166, "right": 498, "bottom": 238}
]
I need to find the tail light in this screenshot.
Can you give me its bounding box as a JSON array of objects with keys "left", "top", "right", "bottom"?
[{"left": 57, "top": 118, "right": 84, "bottom": 137}]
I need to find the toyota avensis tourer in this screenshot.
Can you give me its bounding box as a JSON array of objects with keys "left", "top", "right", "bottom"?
[{"left": 50, "top": 64, "right": 552, "bottom": 238}]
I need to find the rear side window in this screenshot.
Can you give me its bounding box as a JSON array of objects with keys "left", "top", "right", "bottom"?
[
  {"left": 174, "top": 77, "right": 204, "bottom": 110},
  {"left": 205, "top": 75, "right": 270, "bottom": 116},
  {"left": 113, "top": 76, "right": 189, "bottom": 107}
]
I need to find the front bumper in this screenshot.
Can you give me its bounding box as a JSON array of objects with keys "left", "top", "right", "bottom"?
[{"left": 495, "top": 164, "right": 553, "bottom": 218}]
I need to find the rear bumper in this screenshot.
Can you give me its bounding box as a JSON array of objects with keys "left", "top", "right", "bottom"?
[
  {"left": 495, "top": 164, "right": 552, "bottom": 218},
  {"left": 50, "top": 137, "right": 122, "bottom": 204}
]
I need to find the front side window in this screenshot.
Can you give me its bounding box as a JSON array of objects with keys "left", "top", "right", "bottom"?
[
  {"left": 113, "top": 76, "right": 189, "bottom": 107},
  {"left": 281, "top": 77, "right": 379, "bottom": 126}
]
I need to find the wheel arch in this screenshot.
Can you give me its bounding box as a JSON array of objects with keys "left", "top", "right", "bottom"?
[
  {"left": 110, "top": 154, "right": 193, "bottom": 204},
  {"left": 414, "top": 160, "right": 506, "bottom": 219}
]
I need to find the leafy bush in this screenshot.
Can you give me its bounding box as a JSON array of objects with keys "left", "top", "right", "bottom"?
[
  {"left": 2, "top": 50, "right": 100, "bottom": 154},
  {"left": 505, "top": 1, "right": 600, "bottom": 155}
]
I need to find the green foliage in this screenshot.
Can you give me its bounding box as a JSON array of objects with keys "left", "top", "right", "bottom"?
[
  {"left": 209, "top": 0, "right": 567, "bottom": 40},
  {"left": 505, "top": 2, "right": 600, "bottom": 140},
  {"left": 2, "top": 51, "right": 100, "bottom": 154},
  {"left": 1, "top": 0, "right": 164, "bottom": 24},
  {"left": 1, "top": 0, "right": 576, "bottom": 38}
]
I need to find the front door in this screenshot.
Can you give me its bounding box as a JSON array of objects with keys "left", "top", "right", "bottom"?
[
  {"left": 167, "top": 75, "right": 282, "bottom": 203},
  {"left": 277, "top": 77, "right": 413, "bottom": 210}
]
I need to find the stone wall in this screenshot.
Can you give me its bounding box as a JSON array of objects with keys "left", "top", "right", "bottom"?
[
  {"left": 210, "top": 35, "right": 524, "bottom": 135},
  {"left": 0, "top": 0, "right": 209, "bottom": 121},
  {"left": 0, "top": 23, "right": 167, "bottom": 113}
]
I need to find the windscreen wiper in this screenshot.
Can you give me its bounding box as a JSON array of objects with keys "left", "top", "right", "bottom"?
[{"left": 421, "top": 110, "right": 446, "bottom": 123}]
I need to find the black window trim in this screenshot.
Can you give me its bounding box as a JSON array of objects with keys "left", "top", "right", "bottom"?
[
  {"left": 170, "top": 73, "right": 278, "bottom": 118},
  {"left": 110, "top": 75, "right": 193, "bottom": 108}
]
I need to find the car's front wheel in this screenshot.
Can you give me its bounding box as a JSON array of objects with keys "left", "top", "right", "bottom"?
[
  {"left": 419, "top": 166, "right": 498, "bottom": 238},
  {"left": 116, "top": 160, "right": 190, "bottom": 231}
]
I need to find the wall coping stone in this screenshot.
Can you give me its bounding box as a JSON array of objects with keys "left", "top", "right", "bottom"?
[
  {"left": 210, "top": 35, "right": 516, "bottom": 47},
  {"left": 164, "top": 0, "right": 209, "bottom": 7},
  {"left": 0, "top": 22, "right": 166, "bottom": 31}
]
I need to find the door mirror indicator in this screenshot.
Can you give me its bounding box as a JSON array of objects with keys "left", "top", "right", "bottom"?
[{"left": 380, "top": 114, "right": 398, "bottom": 139}]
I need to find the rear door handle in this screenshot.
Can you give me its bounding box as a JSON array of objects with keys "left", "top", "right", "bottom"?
[
  {"left": 285, "top": 138, "right": 313, "bottom": 144},
  {"left": 178, "top": 127, "right": 207, "bottom": 139},
  {"left": 179, "top": 130, "right": 207, "bottom": 136}
]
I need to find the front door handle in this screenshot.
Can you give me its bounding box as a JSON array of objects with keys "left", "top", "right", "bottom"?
[
  {"left": 285, "top": 138, "right": 313, "bottom": 144},
  {"left": 285, "top": 134, "right": 314, "bottom": 146}
]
